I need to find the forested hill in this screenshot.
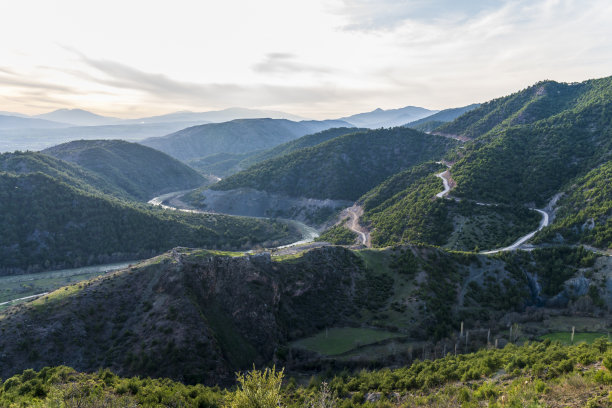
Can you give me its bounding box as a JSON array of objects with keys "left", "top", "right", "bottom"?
[
  {"left": 238, "top": 127, "right": 367, "bottom": 168},
  {"left": 0, "top": 151, "right": 131, "bottom": 199},
  {"left": 43, "top": 139, "right": 205, "bottom": 201},
  {"left": 448, "top": 76, "right": 612, "bottom": 207},
  {"left": 140, "top": 118, "right": 353, "bottom": 161},
  {"left": 0, "top": 172, "right": 299, "bottom": 274},
  {"left": 435, "top": 77, "right": 611, "bottom": 139},
  {"left": 212, "top": 127, "right": 458, "bottom": 201},
  {"left": 352, "top": 76, "right": 612, "bottom": 250}
]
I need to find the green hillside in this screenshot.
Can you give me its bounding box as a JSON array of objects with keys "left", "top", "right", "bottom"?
[
  {"left": 187, "top": 151, "right": 255, "bottom": 177},
  {"left": 0, "top": 172, "right": 299, "bottom": 274},
  {"left": 213, "top": 127, "right": 458, "bottom": 201},
  {"left": 239, "top": 127, "right": 367, "bottom": 168},
  {"left": 187, "top": 127, "right": 364, "bottom": 177},
  {"left": 0, "top": 151, "right": 130, "bottom": 199},
  {"left": 43, "top": 139, "right": 205, "bottom": 201},
  {"left": 359, "top": 162, "right": 446, "bottom": 211},
  {"left": 354, "top": 77, "right": 612, "bottom": 250},
  {"left": 449, "top": 77, "right": 612, "bottom": 206},
  {"left": 435, "top": 80, "right": 589, "bottom": 138},
  {"left": 355, "top": 162, "right": 539, "bottom": 250},
  {"left": 141, "top": 118, "right": 352, "bottom": 161}
]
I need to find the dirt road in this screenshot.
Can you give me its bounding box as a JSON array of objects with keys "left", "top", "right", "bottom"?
[{"left": 345, "top": 205, "right": 371, "bottom": 247}]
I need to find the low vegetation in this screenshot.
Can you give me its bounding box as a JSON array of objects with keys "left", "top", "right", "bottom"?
[{"left": 1, "top": 340, "right": 610, "bottom": 407}]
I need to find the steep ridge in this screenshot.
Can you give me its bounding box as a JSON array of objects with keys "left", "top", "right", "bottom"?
[
  {"left": 0, "top": 245, "right": 605, "bottom": 385},
  {"left": 43, "top": 140, "right": 205, "bottom": 201},
  {"left": 187, "top": 127, "right": 365, "bottom": 177},
  {"left": 449, "top": 76, "right": 612, "bottom": 206},
  {"left": 212, "top": 127, "right": 458, "bottom": 201},
  {"left": 141, "top": 118, "right": 352, "bottom": 161},
  {"left": 238, "top": 127, "right": 367, "bottom": 169},
  {"left": 435, "top": 80, "right": 591, "bottom": 139}
]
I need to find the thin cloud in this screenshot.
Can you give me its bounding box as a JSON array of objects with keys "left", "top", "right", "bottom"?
[
  {"left": 65, "top": 50, "right": 372, "bottom": 108},
  {"left": 253, "top": 53, "right": 333, "bottom": 75},
  {"left": 0, "top": 73, "right": 76, "bottom": 93}
]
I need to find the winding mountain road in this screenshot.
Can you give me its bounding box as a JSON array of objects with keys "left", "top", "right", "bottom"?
[
  {"left": 345, "top": 205, "right": 370, "bottom": 247},
  {"left": 480, "top": 209, "right": 549, "bottom": 254},
  {"left": 435, "top": 171, "right": 452, "bottom": 198},
  {"left": 435, "top": 168, "right": 550, "bottom": 254}
]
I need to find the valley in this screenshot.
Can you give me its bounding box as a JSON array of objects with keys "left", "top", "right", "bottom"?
[{"left": 0, "top": 75, "right": 611, "bottom": 407}]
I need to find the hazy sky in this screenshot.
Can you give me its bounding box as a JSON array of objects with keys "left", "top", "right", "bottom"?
[{"left": 1, "top": 0, "right": 611, "bottom": 119}]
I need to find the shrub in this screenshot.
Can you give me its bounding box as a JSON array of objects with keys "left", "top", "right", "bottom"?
[{"left": 229, "top": 366, "right": 284, "bottom": 408}]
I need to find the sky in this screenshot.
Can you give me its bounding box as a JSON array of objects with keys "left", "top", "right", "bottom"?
[{"left": 1, "top": 0, "right": 611, "bottom": 119}]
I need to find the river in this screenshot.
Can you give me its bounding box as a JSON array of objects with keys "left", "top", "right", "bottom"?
[
  {"left": 148, "top": 190, "right": 320, "bottom": 249},
  {"left": 0, "top": 260, "right": 138, "bottom": 307}
]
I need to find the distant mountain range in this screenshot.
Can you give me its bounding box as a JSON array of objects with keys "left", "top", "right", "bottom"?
[
  {"left": 0, "top": 105, "right": 450, "bottom": 153},
  {"left": 123, "top": 107, "right": 307, "bottom": 124},
  {"left": 339, "top": 106, "right": 437, "bottom": 128},
  {"left": 0, "top": 105, "right": 444, "bottom": 130},
  {"left": 0, "top": 114, "right": 71, "bottom": 130},
  {"left": 4, "top": 107, "right": 308, "bottom": 128},
  {"left": 34, "top": 109, "right": 119, "bottom": 126}
]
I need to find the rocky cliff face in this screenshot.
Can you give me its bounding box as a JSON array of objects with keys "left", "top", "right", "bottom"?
[{"left": 0, "top": 246, "right": 365, "bottom": 384}]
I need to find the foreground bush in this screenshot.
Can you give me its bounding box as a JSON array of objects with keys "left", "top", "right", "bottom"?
[{"left": 1, "top": 340, "right": 610, "bottom": 407}]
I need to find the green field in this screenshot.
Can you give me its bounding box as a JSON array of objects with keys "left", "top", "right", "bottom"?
[
  {"left": 540, "top": 332, "right": 609, "bottom": 345},
  {"left": 291, "top": 327, "right": 404, "bottom": 356},
  {"left": 0, "top": 261, "right": 137, "bottom": 309}
]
